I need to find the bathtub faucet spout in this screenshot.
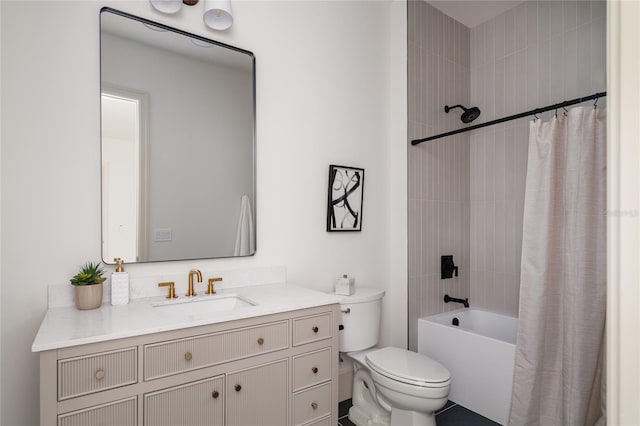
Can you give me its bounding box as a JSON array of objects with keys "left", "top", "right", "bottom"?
[{"left": 444, "top": 294, "right": 469, "bottom": 308}]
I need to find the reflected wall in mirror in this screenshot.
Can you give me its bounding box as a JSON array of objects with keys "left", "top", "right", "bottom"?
[{"left": 100, "top": 8, "right": 256, "bottom": 264}]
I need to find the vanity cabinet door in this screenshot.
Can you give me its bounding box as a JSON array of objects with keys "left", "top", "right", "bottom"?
[
  {"left": 144, "top": 375, "right": 224, "bottom": 426},
  {"left": 226, "top": 359, "right": 288, "bottom": 426}
]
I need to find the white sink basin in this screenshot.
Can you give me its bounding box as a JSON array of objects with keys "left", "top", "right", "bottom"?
[{"left": 152, "top": 294, "right": 256, "bottom": 315}]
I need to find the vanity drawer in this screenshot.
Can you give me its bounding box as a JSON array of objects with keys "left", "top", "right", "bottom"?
[
  {"left": 58, "top": 347, "right": 137, "bottom": 400},
  {"left": 58, "top": 397, "right": 137, "bottom": 426},
  {"left": 293, "top": 382, "right": 331, "bottom": 426},
  {"left": 292, "top": 348, "right": 332, "bottom": 391},
  {"left": 144, "top": 320, "right": 289, "bottom": 380},
  {"left": 292, "top": 313, "right": 332, "bottom": 346}
]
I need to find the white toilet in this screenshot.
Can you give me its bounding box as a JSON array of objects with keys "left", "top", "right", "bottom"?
[{"left": 339, "top": 287, "right": 451, "bottom": 426}]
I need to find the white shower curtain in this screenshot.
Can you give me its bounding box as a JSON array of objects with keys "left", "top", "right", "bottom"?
[{"left": 509, "top": 107, "right": 606, "bottom": 426}]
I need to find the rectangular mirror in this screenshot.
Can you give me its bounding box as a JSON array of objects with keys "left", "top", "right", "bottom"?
[{"left": 100, "top": 8, "right": 255, "bottom": 264}]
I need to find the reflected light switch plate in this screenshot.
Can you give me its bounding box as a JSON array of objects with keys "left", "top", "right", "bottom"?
[{"left": 154, "top": 228, "right": 172, "bottom": 242}]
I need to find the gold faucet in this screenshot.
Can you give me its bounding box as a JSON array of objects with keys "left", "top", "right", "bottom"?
[{"left": 186, "top": 269, "right": 202, "bottom": 297}]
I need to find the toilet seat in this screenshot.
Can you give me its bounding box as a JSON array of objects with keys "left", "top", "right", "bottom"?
[{"left": 366, "top": 347, "right": 451, "bottom": 388}]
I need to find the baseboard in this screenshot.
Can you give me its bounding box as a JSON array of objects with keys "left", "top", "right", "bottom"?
[{"left": 338, "top": 356, "right": 353, "bottom": 402}]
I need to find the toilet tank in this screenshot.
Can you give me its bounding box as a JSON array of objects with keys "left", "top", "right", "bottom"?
[{"left": 338, "top": 287, "right": 385, "bottom": 352}]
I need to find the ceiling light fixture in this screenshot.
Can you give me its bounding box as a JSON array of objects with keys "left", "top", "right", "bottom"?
[{"left": 203, "top": 0, "right": 233, "bottom": 31}]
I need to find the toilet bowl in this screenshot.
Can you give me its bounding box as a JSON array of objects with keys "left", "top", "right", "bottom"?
[{"left": 338, "top": 288, "right": 451, "bottom": 426}]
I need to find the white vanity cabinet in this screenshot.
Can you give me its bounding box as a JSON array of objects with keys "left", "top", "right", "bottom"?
[{"left": 38, "top": 304, "right": 339, "bottom": 426}]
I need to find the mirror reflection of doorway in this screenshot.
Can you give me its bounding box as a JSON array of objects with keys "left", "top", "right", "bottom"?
[{"left": 101, "top": 87, "right": 148, "bottom": 263}]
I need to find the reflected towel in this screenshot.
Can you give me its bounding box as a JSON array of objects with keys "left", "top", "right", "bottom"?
[{"left": 234, "top": 195, "right": 255, "bottom": 256}]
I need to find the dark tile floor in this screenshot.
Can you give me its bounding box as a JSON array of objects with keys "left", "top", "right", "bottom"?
[{"left": 338, "top": 399, "right": 499, "bottom": 426}]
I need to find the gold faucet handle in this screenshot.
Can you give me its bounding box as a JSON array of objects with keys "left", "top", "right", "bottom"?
[
  {"left": 206, "top": 277, "right": 223, "bottom": 295},
  {"left": 158, "top": 282, "right": 178, "bottom": 299}
]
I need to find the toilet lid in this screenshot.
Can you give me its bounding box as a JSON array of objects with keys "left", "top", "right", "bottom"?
[
  {"left": 365, "top": 347, "right": 451, "bottom": 386},
  {"left": 337, "top": 287, "right": 385, "bottom": 304}
]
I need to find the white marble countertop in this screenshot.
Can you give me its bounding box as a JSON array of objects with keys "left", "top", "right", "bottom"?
[{"left": 32, "top": 283, "right": 340, "bottom": 352}]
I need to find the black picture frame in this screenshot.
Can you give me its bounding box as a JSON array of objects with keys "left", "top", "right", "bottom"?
[{"left": 326, "top": 165, "right": 364, "bottom": 232}]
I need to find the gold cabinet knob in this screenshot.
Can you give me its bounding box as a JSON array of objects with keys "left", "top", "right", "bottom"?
[
  {"left": 312, "top": 367, "right": 318, "bottom": 374},
  {"left": 95, "top": 369, "right": 105, "bottom": 380},
  {"left": 312, "top": 326, "right": 319, "bottom": 333},
  {"left": 235, "top": 384, "right": 242, "bottom": 392},
  {"left": 257, "top": 337, "right": 264, "bottom": 345},
  {"left": 311, "top": 402, "right": 318, "bottom": 410},
  {"left": 212, "top": 390, "right": 219, "bottom": 399},
  {"left": 184, "top": 351, "right": 193, "bottom": 361}
]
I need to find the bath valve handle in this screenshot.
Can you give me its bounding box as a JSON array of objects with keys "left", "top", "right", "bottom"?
[{"left": 441, "top": 255, "right": 459, "bottom": 279}]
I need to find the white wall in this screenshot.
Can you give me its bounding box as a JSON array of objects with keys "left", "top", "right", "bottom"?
[
  {"left": 0, "top": 1, "right": 3, "bottom": 419},
  {"left": 0, "top": 1, "right": 407, "bottom": 424}
]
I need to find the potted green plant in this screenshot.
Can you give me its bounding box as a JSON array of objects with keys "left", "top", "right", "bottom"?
[{"left": 71, "top": 261, "right": 106, "bottom": 310}]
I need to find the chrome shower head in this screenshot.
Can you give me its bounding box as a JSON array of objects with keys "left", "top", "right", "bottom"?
[{"left": 444, "top": 104, "right": 481, "bottom": 123}]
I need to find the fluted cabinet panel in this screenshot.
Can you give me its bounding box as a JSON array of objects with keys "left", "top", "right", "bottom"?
[
  {"left": 226, "top": 359, "right": 288, "bottom": 426},
  {"left": 144, "top": 375, "right": 224, "bottom": 426},
  {"left": 144, "top": 321, "right": 288, "bottom": 380},
  {"left": 58, "top": 397, "right": 136, "bottom": 426},
  {"left": 58, "top": 347, "right": 137, "bottom": 400}
]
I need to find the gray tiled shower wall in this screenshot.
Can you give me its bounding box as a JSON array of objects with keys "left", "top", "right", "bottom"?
[{"left": 408, "top": 0, "right": 606, "bottom": 350}]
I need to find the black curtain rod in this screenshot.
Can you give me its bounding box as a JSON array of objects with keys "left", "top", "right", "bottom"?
[{"left": 410, "top": 91, "right": 607, "bottom": 146}]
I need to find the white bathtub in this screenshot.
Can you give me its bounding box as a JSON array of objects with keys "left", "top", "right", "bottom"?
[{"left": 418, "top": 308, "right": 517, "bottom": 425}]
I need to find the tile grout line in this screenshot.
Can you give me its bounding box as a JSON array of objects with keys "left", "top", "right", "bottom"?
[{"left": 436, "top": 402, "right": 459, "bottom": 416}]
